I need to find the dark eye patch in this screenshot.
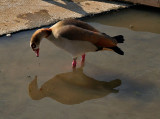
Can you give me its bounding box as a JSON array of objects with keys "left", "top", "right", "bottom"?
[{"left": 31, "top": 43, "right": 36, "bottom": 49}]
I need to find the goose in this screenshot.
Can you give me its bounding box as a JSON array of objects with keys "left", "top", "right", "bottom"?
[{"left": 30, "top": 19, "right": 124, "bottom": 68}]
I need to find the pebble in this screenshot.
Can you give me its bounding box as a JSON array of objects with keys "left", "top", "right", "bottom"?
[
  {"left": 27, "top": 75, "right": 31, "bottom": 78},
  {"left": 6, "top": 33, "right": 11, "bottom": 37},
  {"left": 129, "top": 25, "right": 134, "bottom": 29}
]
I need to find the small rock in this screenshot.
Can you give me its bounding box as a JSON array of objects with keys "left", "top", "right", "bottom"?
[
  {"left": 129, "top": 25, "right": 134, "bottom": 29},
  {"left": 27, "top": 75, "right": 31, "bottom": 78},
  {"left": 6, "top": 34, "right": 11, "bottom": 37},
  {"left": 85, "top": 3, "right": 90, "bottom": 5}
]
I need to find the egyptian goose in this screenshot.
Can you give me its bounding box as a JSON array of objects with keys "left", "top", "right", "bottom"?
[{"left": 30, "top": 19, "right": 124, "bottom": 68}]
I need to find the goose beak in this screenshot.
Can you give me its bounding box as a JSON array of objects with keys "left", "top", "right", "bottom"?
[{"left": 33, "top": 48, "right": 39, "bottom": 57}]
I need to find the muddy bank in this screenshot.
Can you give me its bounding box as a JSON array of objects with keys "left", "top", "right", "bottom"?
[{"left": 0, "top": 0, "right": 129, "bottom": 36}]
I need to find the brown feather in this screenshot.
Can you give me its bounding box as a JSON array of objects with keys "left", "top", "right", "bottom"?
[
  {"left": 54, "top": 25, "right": 116, "bottom": 48},
  {"left": 53, "top": 19, "right": 99, "bottom": 33}
]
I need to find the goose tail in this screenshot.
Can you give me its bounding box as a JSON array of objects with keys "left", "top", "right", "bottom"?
[
  {"left": 110, "top": 46, "right": 124, "bottom": 55},
  {"left": 112, "top": 35, "right": 124, "bottom": 43}
]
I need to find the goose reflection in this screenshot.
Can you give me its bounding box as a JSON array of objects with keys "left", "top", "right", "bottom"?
[{"left": 29, "top": 67, "right": 121, "bottom": 105}]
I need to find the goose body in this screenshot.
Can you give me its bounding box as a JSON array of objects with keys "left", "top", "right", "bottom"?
[
  {"left": 30, "top": 19, "right": 124, "bottom": 68},
  {"left": 47, "top": 34, "right": 97, "bottom": 58}
]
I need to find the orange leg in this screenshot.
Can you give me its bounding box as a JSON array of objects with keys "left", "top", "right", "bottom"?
[
  {"left": 81, "top": 54, "right": 86, "bottom": 67},
  {"left": 81, "top": 54, "right": 85, "bottom": 62},
  {"left": 72, "top": 58, "right": 77, "bottom": 68}
]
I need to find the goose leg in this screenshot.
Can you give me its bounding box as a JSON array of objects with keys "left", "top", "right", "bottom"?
[
  {"left": 72, "top": 57, "right": 77, "bottom": 68},
  {"left": 81, "top": 54, "right": 86, "bottom": 67},
  {"left": 81, "top": 54, "right": 86, "bottom": 62}
]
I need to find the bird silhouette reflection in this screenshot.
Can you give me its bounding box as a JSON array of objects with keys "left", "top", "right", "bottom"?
[{"left": 29, "top": 67, "right": 121, "bottom": 105}]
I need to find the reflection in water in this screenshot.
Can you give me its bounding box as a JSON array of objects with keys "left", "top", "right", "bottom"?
[{"left": 29, "top": 67, "right": 121, "bottom": 105}]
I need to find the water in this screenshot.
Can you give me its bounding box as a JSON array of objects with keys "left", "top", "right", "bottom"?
[
  {"left": 0, "top": 7, "right": 160, "bottom": 119},
  {"left": 85, "top": 6, "right": 160, "bottom": 34}
]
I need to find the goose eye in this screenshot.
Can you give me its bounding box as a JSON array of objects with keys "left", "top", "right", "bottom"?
[{"left": 31, "top": 43, "right": 36, "bottom": 49}]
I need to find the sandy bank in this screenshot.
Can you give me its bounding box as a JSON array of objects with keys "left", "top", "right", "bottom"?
[{"left": 0, "top": 0, "right": 129, "bottom": 36}]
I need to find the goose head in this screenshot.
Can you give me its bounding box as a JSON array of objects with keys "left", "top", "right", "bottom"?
[{"left": 30, "top": 28, "right": 51, "bottom": 57}]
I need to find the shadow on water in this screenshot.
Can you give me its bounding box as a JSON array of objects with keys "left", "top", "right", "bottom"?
[
  {"left": 28, "top": 66, "right": 121, "bottom": 105},
  {"left": 42, "top": 0, "right": 87, "bottom": 15}
]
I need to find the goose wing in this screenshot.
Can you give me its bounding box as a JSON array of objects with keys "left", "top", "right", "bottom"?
[
  {"left": 54, "top": 25, "right": 116, "bottom": 48},
  {"left": 54, "top": 19, "right": 99, "bottom": 33}
]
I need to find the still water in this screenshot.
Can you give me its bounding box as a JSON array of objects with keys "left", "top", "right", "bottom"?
[
  {"left": 0, "top": 7, "right": 160, "bottom": 119},
  {"left": 85, "top": 6, "right": 160, "bottom": 34}
]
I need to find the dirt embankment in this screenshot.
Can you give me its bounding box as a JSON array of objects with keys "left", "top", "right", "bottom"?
[{"left": 0, "top": 0, "right": 129, "bottom": 36}]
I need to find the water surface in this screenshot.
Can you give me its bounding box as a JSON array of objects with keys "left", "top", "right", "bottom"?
[
  {"left": 0, "top": 7, "right": 160, "bottom": 119},
  {"left": 85, "top": 6, "right": 160, "bottom": 34}
]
